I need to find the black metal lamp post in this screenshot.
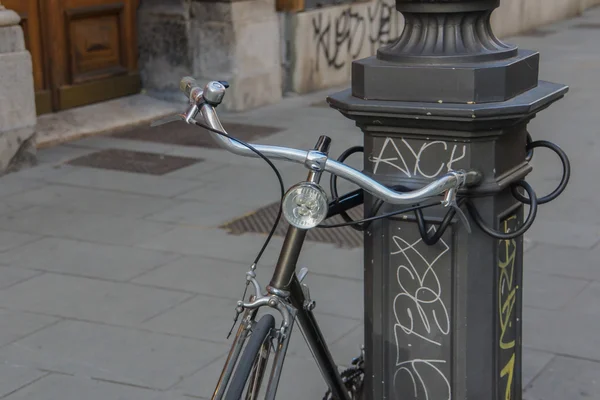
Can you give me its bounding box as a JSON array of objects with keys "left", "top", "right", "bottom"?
[{"left": 328, "top": 1, "right": 569, "bottom": 399}]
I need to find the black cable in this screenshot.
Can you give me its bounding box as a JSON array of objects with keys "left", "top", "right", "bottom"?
[
  {"left": 466, "top": 180, "right": 538, "bottom": 240},
  {"left": 318, "top": 201, "right": 441, "bottom": 229},
  {"left": 356, "top": 199, "right": 385, "bottom": 231},
  {"left": 192, "top": 119, "right": 285, "bottom": 265},
  {"left": 525, "top": 133, "right": 534, "bottom": 162},
  {"left": 387, "top": 183, "right": 461, "bottom": 245},
  {"left": 415, "top": 197, "right": 468, "bottom": 245},
  {"left": 512, "top": 140, "right": 571, "bottom": 205},
  {"left": 329, "top": 146, "right": 385, "bottom": 231}
]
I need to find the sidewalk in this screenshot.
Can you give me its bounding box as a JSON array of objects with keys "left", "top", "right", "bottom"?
[{"left": 0, "top": 7, "right": 599, "bottom": 400}]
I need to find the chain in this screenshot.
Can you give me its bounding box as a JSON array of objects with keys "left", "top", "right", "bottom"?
[{"left": 322, "top": 364, "right": 365, "bottom": 400}]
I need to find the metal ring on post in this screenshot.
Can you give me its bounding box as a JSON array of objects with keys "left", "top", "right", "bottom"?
[
  {"left": 466, "top": 180, "right": 538, "bottom": 240},
  {"left": 525, "top": 133, "right": 534, "bottom": 162},
  {"left": 513, "top": 140, "right": 571, "bottom": 205}
]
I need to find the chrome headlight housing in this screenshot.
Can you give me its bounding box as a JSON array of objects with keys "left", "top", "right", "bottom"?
[{"left": 282, "top": 182, "right": 329, "bottom": 229}]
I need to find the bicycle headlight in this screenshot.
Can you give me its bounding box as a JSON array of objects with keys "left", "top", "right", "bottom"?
[{"left": 282, "top": 182, "right": 329, "bottom": 229}]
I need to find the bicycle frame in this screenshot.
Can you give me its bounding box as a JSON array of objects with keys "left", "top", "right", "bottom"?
[
  {"left": 167, "top": 78, "right": 480, "bottom": 400},
  {"left": 211, "top": 186, "right": 364, "bottom": 400}
]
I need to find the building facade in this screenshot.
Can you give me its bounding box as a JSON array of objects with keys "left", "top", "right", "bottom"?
[{"left": 4, "top": 0, "right": 600, "bottom": 115}]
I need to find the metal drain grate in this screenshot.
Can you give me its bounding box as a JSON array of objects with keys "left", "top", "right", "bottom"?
[
  {"left": 67, "top": 149, "right": 202, "bottom": 175},
  {"left": 221, "top": 201, "right": 364, "bottom": 249},
  {"left": 112, "top": 121, "right": 283, "bottom": 148}
]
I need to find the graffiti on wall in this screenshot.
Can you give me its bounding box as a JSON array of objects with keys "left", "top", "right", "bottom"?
[{"left": 311, "top": 0, "right": 400, "bottom": 71}]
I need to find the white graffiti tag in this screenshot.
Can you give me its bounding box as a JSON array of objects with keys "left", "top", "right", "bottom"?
[
  {"left": 370, "top": 137, "right": 467, "bottom": 178},
  {"left": 392, "top": 226, "right": 452, "bottom": 399}
]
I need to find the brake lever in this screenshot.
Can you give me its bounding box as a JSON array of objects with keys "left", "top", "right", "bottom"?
[
  {"left": 150, "top": 113, "right": 185, "bottom": 128},
  {"left": 150, "top": 101, "right": 201, "bottom": 128},
  {"left": 442, "top": 187, "right": 472, "bottom": 233}
]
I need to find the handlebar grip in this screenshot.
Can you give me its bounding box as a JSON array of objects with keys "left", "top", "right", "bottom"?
[{"left": 180, "top": 77, "right": 198, "bottom": 98}]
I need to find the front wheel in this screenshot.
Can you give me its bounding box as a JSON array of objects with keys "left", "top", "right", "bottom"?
[{"left": 225, "top": 314, "right": 275, "bottom": 400}]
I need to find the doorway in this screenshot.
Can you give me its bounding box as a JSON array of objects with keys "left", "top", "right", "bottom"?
[{"left": 4, "top": 0, "right": 141, "bottom": 115}]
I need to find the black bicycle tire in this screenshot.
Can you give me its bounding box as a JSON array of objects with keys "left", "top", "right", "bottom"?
[{"left": 225, "top": 314, "right": 276, "bottom": 400}]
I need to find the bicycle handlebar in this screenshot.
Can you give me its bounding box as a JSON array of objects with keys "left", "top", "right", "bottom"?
[{"left": 181, "top": 78, "right": 483, "bottom": 205}]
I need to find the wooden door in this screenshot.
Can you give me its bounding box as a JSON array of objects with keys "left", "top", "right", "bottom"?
[
  {"left": 4, "top": 0, "right": 52, "bottom": 114},
  {"left": 47, "top": 0, "right": 141, "bottom": 111},
  {"left": 3, "top": 0, "right": 140, "bottom": 114}
]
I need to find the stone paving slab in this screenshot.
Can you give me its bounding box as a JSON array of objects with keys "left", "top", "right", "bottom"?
[
  {"left": 300, "top": 273, "right": 363, "bottom": 320},
  {"left": 525, "top": 219, "right": 600, "bottom": 249},
  {"left": 0, "top": 273, "right": 192, "bottom": 326},
  {"left": 523, "top": 356, "right": 600, "bottom": 400},
  {"left": 2, "top": 373, "right": 188, "bottom": 400},
  {"left": 535, "top": 195, "right": 600, "bottom": 225},
  {"left": 0, "top": 237, "right": 180, "bottom": 281},
  {"left": 34, "top": 146, "right": 98, "bottom": 165},
  {"left": 521, "top": 349, "right": 555, "bottom": 389},
  {"left": 176, "top": 354, "right": 328, "bottom": 399},
  {"left": 0, "top": 320, "right": 229, "bottom": 390},
  {"left": 140, "top": 295, "right": 245, "bottom": 343},
  {"left": 0, "top": 265, "right": 41, "bottom": 289},
  {"left": 522, "top": 270, "right": 590, "bottom": 310},
  {"left": 6, "top": 164, "right": 79, "bottom": 181},
  {"left": 131, "top": 255, "right": 269, "bottom": 297},
  {"left": 0, "top": 230, "right": 40, "bottom": 252},
  {"left": 0, "top": 173, "right": 45, "bottom": 198},
  {"left": 144, "top": 200, "right": 262, "bottom": 228},
  {"left": 297, "top": 244, "right": 364, "bottom": 281},
  {"left": 2, "top": 184, "right": 182, "bottom": 219},
  {"left": 141, "top": 294, "right": 360, "bottom": 356},
  {"left": 136, "top": 227, "right": 292, "bottom": 264},
  {"left": 173, "top": 164, "right": 308, "bottom": 208},
  {"left": 130, "top": 253, "right": 363, "bottom": 321},
  {"left": 523, "top": 307, "right": 600, "bottom": 361},
  {"left": 562, "top": 281, "right": 600, "bottom": 315},
  {"left": 161, "top": 160, "right": 232, "bottom": 181},
  {"left": 0, "top": 200, "right": 31, "bottom": 217},
  {"left": 44, "top": 167, "right": 205, "bottom": 198},
  {"left": 0, "top": 206, "right": 175, "bottom": 246},
  {"left": 68, "top": 135, "right": 178, "bottom": 155},
  {"left": 0, "top": 365, "right": 47, "bottom": 398},
  {"left": 0, "top": 308, "right": 58, "bottom": 348},
  {"left": 525, "top": 243, "right": 600, "bottom": 281}
]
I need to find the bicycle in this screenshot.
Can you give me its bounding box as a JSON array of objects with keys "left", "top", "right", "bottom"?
[{"left": 153, "top": 77, "right": 484, "bottom": 400}]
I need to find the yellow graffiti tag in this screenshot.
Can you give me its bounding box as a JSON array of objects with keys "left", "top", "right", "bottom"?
[
  {"left": 500, "top": 353, "right": 516, "bottom": 400},
  {"left": 498, "top": 216, "right": 518, "bottom": 400}
]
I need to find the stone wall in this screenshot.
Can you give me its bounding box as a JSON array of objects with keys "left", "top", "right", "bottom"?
[
  {"left": 288, "top": 0, "right": 403, "bottom": 94},
  {"left": 492, "top": 0, "right": 600, "bottom": 37},
  {"left": 192, "top": 0, "right": 282, "bottom": 111},
  {"left": 288, "top": 0, "right": 600, "bottom": 94},
  {"left": 137, "top": 0, "right": 194, "bottom": 102},
  {"left": 0, "top": 4, "right": 36, "bottom": 173},
  {"left": 138, "top": 0, "right": 282, "bottom": 112}
]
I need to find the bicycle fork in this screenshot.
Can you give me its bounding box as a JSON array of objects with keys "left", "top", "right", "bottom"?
[{"left": 210, "top": 291, "right": 298, "bottom": 400}]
